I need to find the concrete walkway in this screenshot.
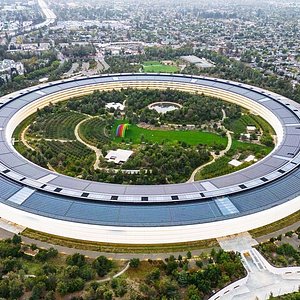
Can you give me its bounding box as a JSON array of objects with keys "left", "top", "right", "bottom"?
[
  {"left": 20, "top": 124, "right": 35, "bottom": 151},
  {"left": 211, "top": 233, "right": 300, "bottom": 300},
  {"left": 187, "top": 109, "right": 232, "bottom": 182},
  {"left": 74, "top": 117, "right": 103, "bottom": 170},
  {"left": 95, "top": 262, "right": 130, "bottom": 283}
]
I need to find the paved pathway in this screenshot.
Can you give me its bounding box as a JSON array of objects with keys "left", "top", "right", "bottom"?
[
  {"left": 20, "top": 125, "right": 35, "bottom": 151},
  {"left": 0, "top": 224, "right": 215, "bottom": 260},
  {"left": 212, "top": 233, "right": 300, "bottom": 300},
  {"left": 74, "top": 117, "right": 103, "bottom": 170},
  {"left": 187, "top": 109, "right": 232, "bottom": 182}
]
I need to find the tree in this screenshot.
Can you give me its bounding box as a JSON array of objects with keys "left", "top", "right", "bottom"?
[
  {"left": 30, "top": 282, "right": 46, "bottom": 300},
  {"left": 187, "top": 285, "right": 201, "bottom": 300},
  {"left": 103, "top": 290, "right": 113, "bottom": 300},
  {"left": 165, "top": 255, "right": 178, "bottom": 275},
  {"left": 0, "top": 279, "right": 10, "bottom": 299},
  {"left": 111, "top": 278, "right": 128, "bottom": 297},
  {"left": 158, "top": 277, "right": 179, "bottom": 299},
  {"left": 44, "top": 291, "right": 55, "bottom": 300},
  {"left": 129, "top": 258, "right": 140, "bottom": 268},
  {"left": 9, "top": 279, "right": 24, "bottom": 299},
  {"left": 146, "top": 267, "right": 160, "bottom": 283},
  {"left": 66, "top": 253, "right": 86, "bottom": 267},
  {"left": 186, "top": 251, "right": 192, "bottom": 259},
  {"left": 12, "top": 234, "right": 21, "bottom": 245},
  {"left": 92, "top": 256, "right": 113, "bottom": 277},
  {"left": 2, "top": 257, "right": 21, "bottom": 273}
]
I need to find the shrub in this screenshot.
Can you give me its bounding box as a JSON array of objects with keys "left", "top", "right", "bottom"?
[{"left": 129, "top": 258, "right": 140, "bottom": 268}]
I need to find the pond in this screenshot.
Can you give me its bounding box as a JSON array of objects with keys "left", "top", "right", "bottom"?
[{"left": 148, "top": 102, "right": 182, "bottom": 114}]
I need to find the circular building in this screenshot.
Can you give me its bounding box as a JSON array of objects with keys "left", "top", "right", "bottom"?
[{"left": 0, "top": 73, "right": 299, "bottom": 244}]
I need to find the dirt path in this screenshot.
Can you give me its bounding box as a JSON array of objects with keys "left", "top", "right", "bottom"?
[
  {"left": 187, "top": 109, "right": 232, "bottom": 182},
  {"left": 74, "top": 117, "right": 103, "bottom": 170}
]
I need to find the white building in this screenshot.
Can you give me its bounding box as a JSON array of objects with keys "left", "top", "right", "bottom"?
[
  {"left": 0, "top": 59, "right": 24, "bottom": 82},
  {"left": 180, "top": 55, "right": 215, "bottom": 68},
  {"left": 246, "top": 125, "right": 256, "bottom": 133},
  {"left": 105, "top": 102, "right": 125, "bottom": 111},
  {"left": 105, "top": 149, "right": 133, "bottom": 164}
]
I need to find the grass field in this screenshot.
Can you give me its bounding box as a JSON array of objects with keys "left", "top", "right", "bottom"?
[
  {"left": 142, "top": 61, "right": 179, "bottom": 73},
  {"left": 112, "top": 120, "right": 227, "bottom": 147}
]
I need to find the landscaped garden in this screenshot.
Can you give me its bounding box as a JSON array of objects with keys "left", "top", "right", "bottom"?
[
  {"left": 256, "top": 227, "right": 300, "bottom": 267},
  {"left": 112, "top": 119, "right": 228, "bottom": 146},
  {"left": 0, "top": 235, "right": 246, "bottom": 300},
  {"left": 13, "top": 88, "right": 275, "bottom": 185}
]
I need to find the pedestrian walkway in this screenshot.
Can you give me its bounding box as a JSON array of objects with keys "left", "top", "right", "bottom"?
[{"left": 211, "top": 233, "right": 300, "bottom": 300}]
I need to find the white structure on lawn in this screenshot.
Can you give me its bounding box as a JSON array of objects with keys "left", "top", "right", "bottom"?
[{"left": 105, "top": 149, "right": 133, "bottom": 164}]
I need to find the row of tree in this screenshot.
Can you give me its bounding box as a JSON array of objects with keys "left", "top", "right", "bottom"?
[{"left": 0, "top": 235, "right": 246, "bottom": 300}]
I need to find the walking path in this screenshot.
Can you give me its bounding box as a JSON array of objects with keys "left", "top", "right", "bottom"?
[
  {"left": 20, "top": 125, "right": 35, "bottom": 151},
  {"left": 0, "top": 215, "right": 300, "bottom": 263},
  {"left": 74, "top": 116, "right": 141, "bottom": 174},
  {"left": 210, "top": 233, "right": 300, "bottom": 300},
  {"left": 0, "top": 224, "right": 214, "bottom": 260},
  {"left": 187, "top": 109, "right": 232, "bottom": 182},
  {"left": 74, "top": 117, "right": 103, "bottom": 170},
  {"left": 95, "top": 262, "right": 130, "bottom": 283}
]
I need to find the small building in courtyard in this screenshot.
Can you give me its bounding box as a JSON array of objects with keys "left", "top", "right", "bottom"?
[{"left": 105, "top": 149, "right": 133, "bottom": 164}]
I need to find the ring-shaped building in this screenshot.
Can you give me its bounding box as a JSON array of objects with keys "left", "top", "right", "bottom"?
[{"left": 0, "top": 73, "right": 299, "bottom": 244}]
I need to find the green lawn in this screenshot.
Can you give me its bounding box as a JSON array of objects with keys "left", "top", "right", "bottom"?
[
  {"left": 142, "top": 61, "right": 179, "bottom": 73},
  {"left": 112, "top": 120, "right": 227, "bottom": 147}
]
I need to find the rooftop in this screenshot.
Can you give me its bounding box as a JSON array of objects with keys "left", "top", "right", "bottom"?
[{"left": 105, "top": 149, "right": 133, "bottom": 164}]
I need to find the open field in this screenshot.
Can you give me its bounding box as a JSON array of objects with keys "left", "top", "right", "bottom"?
[
  {"left": 142, "top": 61, "right": 179, "bottom": 73},
  {"left": 112, "top": 120, "right": 227, "bottom": 147}
]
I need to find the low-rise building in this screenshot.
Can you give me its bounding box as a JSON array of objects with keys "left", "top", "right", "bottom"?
[
  {"left": 0, "top": 59, "right": 24, "bottom": 82},
  {"left": 105, "top": 149, "right": 133, "bottom": 164}
]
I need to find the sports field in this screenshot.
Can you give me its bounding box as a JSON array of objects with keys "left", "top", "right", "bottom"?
[
  {"left": 112, "top": 120, "right": 227, "bottom": 147},
  {"left": 142, "top": 61, "right": 179, "bottom": 73}
]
